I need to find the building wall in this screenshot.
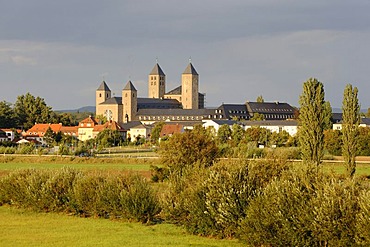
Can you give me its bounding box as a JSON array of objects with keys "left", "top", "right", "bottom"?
[
  {"left": 96, "top": 104, "right": 123, "bottom": 124},
  {"left": 96, "top": 88, "right": 111, "bottom": 107},
  {"left": 182, "top": 74, "right": 199, "bottom": 110},
  {"left": 148, "top": 74, "right": 166, "bottom": 98},
  {"left": 123, "top": 90, "right": 137, "bottom": 123}
]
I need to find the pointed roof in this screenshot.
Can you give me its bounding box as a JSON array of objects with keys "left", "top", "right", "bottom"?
[
  {"left": 183, "top": 63, "right": 198, "bottom": 75},
  {"left": 123, "top": 81, "right": 137, "bottom": 91},
  {"left": 150, "top": 63, "right": 165, "bottom": 76},
  {"left": 97, "top": 81, "right": 111, "bottom": 91}
]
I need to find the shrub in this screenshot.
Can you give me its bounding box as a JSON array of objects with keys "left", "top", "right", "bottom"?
[
  {"left": 0, "top": 169, "right": 160, "bottom": 223},
  {"left": 356, "top": 190, "right": 370, "bottom": 244},
  {"left": 240, "top": 170, "right": 367, "bottom": 246},
  {"left": 119, "top": 174, "right": 160, "bottom": 223},
  {"left": 161, "top": 158, "right": 289, "bottom": 238}
]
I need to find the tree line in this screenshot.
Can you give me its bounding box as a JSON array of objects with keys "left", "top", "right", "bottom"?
[{"left": 0, "top": 93, "right": 94, "bottom": 130}]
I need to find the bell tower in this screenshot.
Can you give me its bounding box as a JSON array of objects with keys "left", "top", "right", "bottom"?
[
  {"left": 96, "top": 81, "right": 111, "bottom": 116},
  {"left": 148, "top": 62, "right": 166, "bottom": 98},
  {"left": 122, "top": 81, "right": 137, "bottom": 123},
  {"left": 181, "top": 62, "right": 199, "bottom": 109}
]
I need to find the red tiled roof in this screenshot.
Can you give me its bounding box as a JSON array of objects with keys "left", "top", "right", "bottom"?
[
  {"left": 24, "top": 123, "right": 63, "bottom": 137},
  {"left": 79, "top": 116, "right": 98, "bottom": 126},
  {"left": 160, "top": 124, "right": 183, "bottom": 137}
]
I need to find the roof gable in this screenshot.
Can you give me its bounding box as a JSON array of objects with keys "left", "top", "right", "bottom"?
[
  {"left": 97, "top": 81, "right": 111, "bottom": 91},
  {"left": 149, "top": 63, "right": 165, "bottom": 76},
  {"left": 183, "top": 63, "right": 198, "bottom": 75},
  {"left": 123, "top": 81, "right": 137, "bottom": 91}
]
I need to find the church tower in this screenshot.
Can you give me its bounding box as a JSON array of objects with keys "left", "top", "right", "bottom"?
[
  {"left": 122, "top": 81, "right": 137, "bottom": 123},
  {"left": 96, "top": 81, "right": 111, "bottom": 106},
  {"left": 181, "top": 62, "right": 199, "bottom": 109},
  {"left": 148, "top": 63, "right": 166, "bottom": 98}
]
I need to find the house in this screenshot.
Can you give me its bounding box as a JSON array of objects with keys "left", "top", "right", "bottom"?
[
  {"left": 93, "top": 120, "right": 126, "bottom": 140},
  {"left": 216, "top": 101, "right": 296, "bottom": 121},
  {"left": 0, "top": 129, "right": 15, "bottom": 142},
  {"left": 333, "top": 117, "right": 370, "bottom": 131},
  {"left": 202, "top": 119, "right": 239, "bottom": 133},
  {"left": 77, "top": 116, "right": 99, "bottom": 141},
  {"left": 159, "top": 124, "right": 184, "bottom": 138},
  {"left": 244, "top": 120, "right": 298, "bottom": 136},
  {"left": 23, "top": 123, "right": 64, "bottom": 145},
  {"left": 122, "top": 121, "right": 152, "bottom": 142}
]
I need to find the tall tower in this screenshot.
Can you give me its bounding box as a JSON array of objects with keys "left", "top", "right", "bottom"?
[
  {"left": 148, "top": 63, "right": 166, "bottom": 98},
  {"left": 181, "top": 62, "right": 199, "bottom": 109},
  {"left": 122, "top": 81, "right": 137, "bottom": 123},
  {"left": 96, "top": 81, "right": 111, "bottom": 105}
]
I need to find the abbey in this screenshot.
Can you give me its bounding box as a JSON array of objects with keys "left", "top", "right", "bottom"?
[{"left": 96, "top": 62, "right": 207, "bottom": 124}]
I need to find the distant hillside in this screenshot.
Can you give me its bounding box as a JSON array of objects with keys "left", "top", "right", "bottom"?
[
  {"left": 56, "top": 106, "right": 95, "bottom": 113},
  {"left": 332, "top": 107, "right": 368, "bottom": 113}
]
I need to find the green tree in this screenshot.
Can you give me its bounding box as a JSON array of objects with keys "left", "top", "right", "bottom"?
[
  {"left": 95, "top": 114, "right": 107, "bottom": 124},
  {"left": 160, "top": 127, "right": 218, "bottom": 176},
  {"left": 251, "top": 112, "right": 265, "bottom": 121},
  {"left": 95, "top": 129, "right": 122, "bottom": 147},
  {"left": 231, "top": 123, "right": 244, "bottom": 145},
  {"left": 0, "top": 101, "right": 16, "bottom": 128},
  {"left": 151, "top": 122, "right": 165, "bottom": 144},
  {"left": 55, "top": 112, "right": 77, "bottom": 126},
  {"left": 298, "top": 78, "right": 327, "bottom": 168},
  {"left": 43, "top": 127, "right": 56, "bottom": 147},
  {"left": 324, "top": 129, "right": 342, "bottom": 155},
  {"left": 13, "top": 93, "right": 55, "bottom": 129},
  {"left": 256, "top": 95, "right": 264, "bottom": 103},
  {"left": 356, "top": 127, "right": 370, "bottom": 156},
  {"left": 342, "top": 84, "right": 360, "bottom": 178},
  {"left": 217, "top": 124, "right": 232, "bottom": 143},
  {"left": 323, "top": 101, "right": 333, "bottom": 130}
]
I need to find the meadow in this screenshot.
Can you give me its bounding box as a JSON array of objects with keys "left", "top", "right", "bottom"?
[
  {"left": 0, "top": 206, "right": 243, "bottom": 247},
  {"left": 0, "top": 155, "right": 369, "bottom": 246}
]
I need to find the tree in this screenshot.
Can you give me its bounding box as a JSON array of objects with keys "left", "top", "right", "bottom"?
[
  {"left": 298, "top": 78, "right": 327, "bottom": 168},
  {"left": 43, "top": 127, "right": 56, "bottom": 147},
  {"left": 323, "top": 101, "right": 333, "bottom": 130},
  {"left": 160, "top": 127, "right": 218, "bottom": 176},
  {"left": 55, "top": 112, "right": 77, "bottom": 126},
  {"left": 0, "top": 101, "right": 16, "bottom": 128},
  {"left": 342, "top": 84, "right": 360, "bottom": 178},
  {"left": 251, "top": 113, "right": 265, "bottom": 121},
  {"left": 217, "top": 124, "right": 232, "bottom": 144},
  {"left": 231, "top": 124, "right": 244, "bottom": 145},
  {"left": 95, "top": 129, "right": 122, "bottom": 147},
  {"left": 151, "top": 122, "right": 165, "bottom": 144},
  {"left": 324, "top": 129, "right": 342, "bottom": 155},
  {"left": 13, "top": 93, "right": 55, "bottom": 129},
  {"left": 256, "top": 95, "right": 264, "bottom": 103}
]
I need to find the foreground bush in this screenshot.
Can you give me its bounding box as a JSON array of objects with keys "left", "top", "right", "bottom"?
[
  {"left": 160, "top": 158, "right": 289, "bottom": 238},
  {"left": 240, "top": 169, "right": 369, "bottom": 246},
  {"left": 0, "top": 168, "right": 159, "bottom": 223}
]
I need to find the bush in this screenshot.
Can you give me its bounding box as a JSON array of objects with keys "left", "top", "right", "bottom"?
[
  {"left": 356, "top": 190, "right": 370, "bottom": 244},
  {"left": 161, "top": 158, "right": 289, "bottom": 238},
  {"left": 240, "top": 169, "right": 368, "bottom": 246},
  {"left": 0, "top": 169, "right": 159, "bottom": 223},
  {"left": 119, "top": 174, "right": 160, "bottom": 223}
]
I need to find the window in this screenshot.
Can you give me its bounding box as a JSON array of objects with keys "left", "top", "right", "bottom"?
[{"left": 99, "top": 93, "right": 102, "bottom": 97}]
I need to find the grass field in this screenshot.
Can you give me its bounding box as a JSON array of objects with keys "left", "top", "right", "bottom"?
[{"left": 0, "top": 206, "right": 244, "bottom": 247}]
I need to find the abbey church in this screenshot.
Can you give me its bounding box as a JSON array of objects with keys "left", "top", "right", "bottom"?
[
  {"left": 96, "top": 61, "right": 297, "bottom": 125},
  {"left": 96, "top": 62, "right": 208, "bottom": 124}
]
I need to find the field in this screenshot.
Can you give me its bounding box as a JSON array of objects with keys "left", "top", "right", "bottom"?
[
  {"left": 1, "top": 155, "right": 369, "bottom": 246},
  {"left": 0, "top": 206, "right": 243, "bottom": 247}
]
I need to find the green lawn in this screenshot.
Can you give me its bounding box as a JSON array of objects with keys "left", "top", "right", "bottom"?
[{"left": 0, "top": 206, "right": 244, "bottom": 247}]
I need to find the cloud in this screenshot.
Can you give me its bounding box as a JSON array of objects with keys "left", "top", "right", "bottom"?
[{"left": 10, "top": 55, "right": 37, "bottom": 66}]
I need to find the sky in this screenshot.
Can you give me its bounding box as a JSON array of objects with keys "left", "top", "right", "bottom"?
[{"left": 1, "top": 0, "right": 370, "bottom": 111}]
